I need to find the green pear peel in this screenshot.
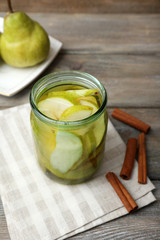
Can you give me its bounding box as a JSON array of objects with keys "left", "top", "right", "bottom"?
[{"left": 1, "top": 0, "right": 50, "bottom": 67}]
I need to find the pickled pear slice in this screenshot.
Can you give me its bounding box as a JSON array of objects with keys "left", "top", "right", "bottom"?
[
  {"left": 67, "top": 89, "right": 99, "bottom": 97},
  {"left": 93, "top": 113, "right": 106, "bottom": 147},
  {"left": 47, "top": 89, "right": 100, "bottom": 102},
  {"left": 78, "top": 100, "right": 98, "bottom": 114},
  {"left": 60, "top": 105, "right": 93, "bottom": 121},
  {"left": 31, "top": 113, "right": 56, "bottom": 158},
  {"left": 38, "top": 97, "right": 74, "bottom": 120},
  {"left": 50, "top": 131, "right": 83, "bottom": 173},
  {"left": 77, "top": 96, "right": 98, "bottom": 105},
  {"left": 71, "top": 130, "right": 96, "bottom": 171}
]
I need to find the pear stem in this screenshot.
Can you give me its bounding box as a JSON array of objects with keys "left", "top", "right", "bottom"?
[{"left": 7, "top": 0, "right": 14, "bottom": 13}]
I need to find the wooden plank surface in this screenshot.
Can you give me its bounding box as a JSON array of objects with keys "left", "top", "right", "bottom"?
[
  {"left": 0, "top": 180, "right": 159, "bottom": 240},
  {"left": 0, "top": 13, "right": 160, "bottom": 54},
  {"left": 1, "top": 0, "right": 160, "bottom": 13},
  {"left": 0, "top": 12, "right": 159, "bottom": 240},
  {"left": 0, "top": 53, "right": 160, "bottom": 108},
  {"left": 31, "top": 14, "right": 160, "bottom": 54}
]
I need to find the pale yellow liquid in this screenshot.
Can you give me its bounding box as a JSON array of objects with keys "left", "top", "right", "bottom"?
[{"left": 31, "top": 85, "right": 107, "bottom": 184}]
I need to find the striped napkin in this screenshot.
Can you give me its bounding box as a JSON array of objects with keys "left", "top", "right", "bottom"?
[{"left": 0, "top": 104, "right": 156, "bottom": 240}]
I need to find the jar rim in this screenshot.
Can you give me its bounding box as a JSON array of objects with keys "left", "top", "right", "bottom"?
[{"left": 30, "top": 71, "right": 107, "bottom": 128}]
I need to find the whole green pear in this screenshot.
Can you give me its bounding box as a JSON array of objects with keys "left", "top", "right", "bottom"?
[{"left": 1, "top": 12, "right": 50, "bottom": 68}]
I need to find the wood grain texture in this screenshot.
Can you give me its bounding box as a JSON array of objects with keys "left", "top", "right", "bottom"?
[
  {"left": 0, "top": 181, "right": 159, "bottom": 240},
  {"left": 1, "top": 0, "right": 160, "bottom": 13},
  {"left": 0, "top": 13, "right": 160, "bottom": 54},
  {"left": 0, "top": 53, "right": 160, "bottom": 108},
  {"left": 0, "top": 11, "right": 159, "bottom": 240},
  {"left": 30, "top": 13, "right": 160, "bottom": 54}
]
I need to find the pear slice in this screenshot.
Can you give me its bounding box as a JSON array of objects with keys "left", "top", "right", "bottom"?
[
  {"left": 50, "top": 131, "right": 83, "bottom": 173},
  {"left": 77, "top": 96, "right": 98, "bottom": 105},
  {"left": 47, "top": 89, "right": 100, "bottom": 102},
  {"left": 93, "top": 113, "right": 107, "bottom": 147},
  {"left": 67, "top": 89, "right": 99, "bottom": 97},
  {"left": 38, "top": 97, "right": 74, "bottom": 120},
  {"left": 31, "top": 112, "right": 56, "bottom": 158},
  {"left": 71, "top": 130, "right": 96, "bottom": 170},
  {"left": 78, "top": 99, "right": 98, "bottom": 114},
  {"left": 60, "top": 105, "right": 93, "bottom": 121}
]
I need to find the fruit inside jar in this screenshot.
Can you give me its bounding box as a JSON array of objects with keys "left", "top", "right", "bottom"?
[{"left": 30, "top": 83, "right": 108, "bottom": 184}]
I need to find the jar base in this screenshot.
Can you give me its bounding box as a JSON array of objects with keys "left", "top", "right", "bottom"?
[{"left": 44, "top": 168, "right": 97, "bottom": 185}]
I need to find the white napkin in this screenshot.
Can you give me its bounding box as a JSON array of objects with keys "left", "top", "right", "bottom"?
[{"left": 0, "top": 104, "right": 156, "bottom": 240}]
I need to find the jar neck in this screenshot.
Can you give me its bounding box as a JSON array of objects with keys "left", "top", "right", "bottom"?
[{"left": 30, "top": 71, "right": 107, "bottom": 128}]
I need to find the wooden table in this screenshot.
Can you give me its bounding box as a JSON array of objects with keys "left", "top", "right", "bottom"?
[{"left": 0, "top": 12, "right": 160, "bottom": 239}]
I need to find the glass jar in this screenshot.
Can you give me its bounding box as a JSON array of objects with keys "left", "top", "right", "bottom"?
[{"left": 30, "top": 71, "right": 108, "bottom": 184}]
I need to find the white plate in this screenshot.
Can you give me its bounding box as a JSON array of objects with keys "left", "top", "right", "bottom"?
[{"left": 0, "top": 17, "right": 62, "bottom": 96}]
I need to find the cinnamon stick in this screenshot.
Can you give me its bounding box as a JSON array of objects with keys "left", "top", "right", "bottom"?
[
  {"left": 120, "top": 138, "right": 137, "bottom": 180},
  {"left": 106, "top": 172, "right": 138, "bottom": 213},
  {"left": 111, "top": 108, "right": 150, "bottom": 133},
  {"left": 138, "top": 133, "right": 147, "bottom": 184}
]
